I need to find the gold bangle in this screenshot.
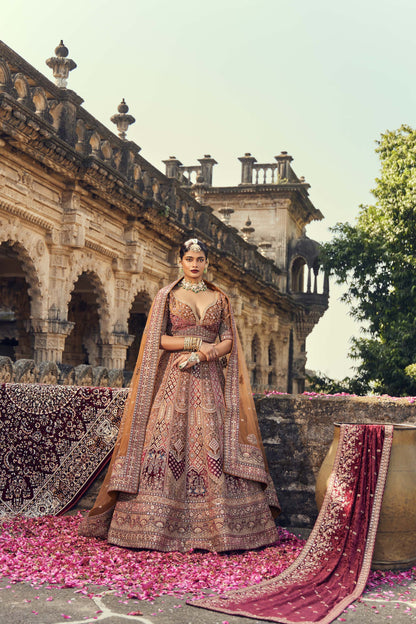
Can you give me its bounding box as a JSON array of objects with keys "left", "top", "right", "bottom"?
[{"left": 184, "top": 336, "right": 203, "bottom": 352}]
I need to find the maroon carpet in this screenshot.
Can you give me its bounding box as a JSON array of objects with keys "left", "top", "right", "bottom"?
[
  {"left": 190, "top": 424, "right": 393, "bottom": 624},
  {"left": 0, "top": 383, "right": 128, "bottom": 517}
]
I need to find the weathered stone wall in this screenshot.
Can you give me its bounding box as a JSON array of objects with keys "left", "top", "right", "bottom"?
[
  {"left": 74, "top": 394, "right": 416, "bottom": 528},
  {"left": 256, "top": 395, "right": 416, "bottom": 528}
]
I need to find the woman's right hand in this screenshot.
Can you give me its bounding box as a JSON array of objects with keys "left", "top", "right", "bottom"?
[{"left": 199, "top": 342, "right": 217, "bottom": 362}]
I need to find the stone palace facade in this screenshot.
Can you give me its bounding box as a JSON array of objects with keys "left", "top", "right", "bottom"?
[{"left": 0, "top": 40, "right": 328, "bottom": 392}]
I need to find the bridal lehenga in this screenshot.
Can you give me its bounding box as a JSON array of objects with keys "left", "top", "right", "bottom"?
[{"left": 79, "top": 280, "right": 280, "bottom": 552}]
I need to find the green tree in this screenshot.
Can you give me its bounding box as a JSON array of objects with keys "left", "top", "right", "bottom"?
[{"left": 321, "top": 125, "right": 416, "bottom": 396}]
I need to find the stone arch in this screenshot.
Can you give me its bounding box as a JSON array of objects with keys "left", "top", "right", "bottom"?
[
  {"left": 0, "top": 236, "right": 43, "bottom": 314},
  {"left": 62, "top": 269, "right": 110, "bottom": 367},
  {"left": 251, "top": 333, "right": 261, "bottom": 389},
  {"left": 251, "top": 333, "right": 260, "bottom": 363},
  {"left": 288, "top": 234, "right": 322, "bottom": 294},
  {"left": 268, "top": 338, "right": 276, "bottom": 367},
  {"left": 0, "top": 240, "right": 42, "bottom": 360},
  {"left": 267, "top": 338, "right": 277, "bottom": 388},
  {"left": 0, "top": 218, "right": 47, "bottom": 318},
  {"left": 125, "top": 290, "right": 152, "bottom": 371},
  {"left": 290, "top": 256, "right": 307, "bottom": 293}
]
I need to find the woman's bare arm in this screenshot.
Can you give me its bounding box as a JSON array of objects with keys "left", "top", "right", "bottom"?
[
  {"left": 160, "top": 335, "right": 233, "bottom": 363},
  {"left": 160, "top": 335, "right": 185, "bottom": 351}
]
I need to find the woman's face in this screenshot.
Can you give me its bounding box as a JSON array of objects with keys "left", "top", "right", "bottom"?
[{"left": 180, "top": 250, "right": 208, "bottom": 281}]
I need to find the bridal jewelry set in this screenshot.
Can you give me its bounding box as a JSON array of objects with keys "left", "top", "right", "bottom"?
[
  {"left": 180, "top": 278, "right": 208, "bottom": 293},
  {"left": 178, "top": 239, "right": 208, "bottom": 369},
  {"left": 179, "top": 278, "right": 206, "bottom": 369}
]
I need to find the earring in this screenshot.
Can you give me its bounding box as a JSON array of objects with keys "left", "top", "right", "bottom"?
[
  {"left": 178, "top": 265, "right": 184, "bottom": 275},
  {"left": 203, "top": 266, "right": 208, "bottom": 274}
]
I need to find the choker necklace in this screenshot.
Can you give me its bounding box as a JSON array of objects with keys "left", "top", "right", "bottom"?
[{"left": 181, "top": 278, "right": 208, "bottom": 293}]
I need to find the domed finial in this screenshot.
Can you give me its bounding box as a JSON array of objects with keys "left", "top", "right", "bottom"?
[
  {"left": 46, "top": 41, "right": 76, "bottom": 88},
  {"left": 117, "top": 98, "right": 129, "bottom": 114},
  {"left": 55, "top": 40, "right": 69, "bottom": 58},
  {"left": 110, "top": 99, "right": 136, "bottom": 140}
]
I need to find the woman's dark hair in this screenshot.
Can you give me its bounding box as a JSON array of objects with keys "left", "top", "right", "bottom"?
[{"left": 179, "top": 238, "right": 209, "bottom": 259}]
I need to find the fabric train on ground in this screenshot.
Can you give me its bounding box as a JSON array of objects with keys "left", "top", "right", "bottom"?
[{"left": 190, "top": 423, "right": 393, "bottom": 624}]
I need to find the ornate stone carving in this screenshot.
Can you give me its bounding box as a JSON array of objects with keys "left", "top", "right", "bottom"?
[
  {"left": 45, "top": 41, "right": 76, "bottom": 88},
  {"left": 0, "top": 40, "right": 329, "bottom": 393}
]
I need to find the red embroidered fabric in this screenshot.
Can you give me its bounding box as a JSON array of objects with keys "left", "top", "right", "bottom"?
[
  {"left": 79, "top": 281, "right": 280, "bottom": 552},
  {"left": 190, "top": 424, "right": 393, "bottom": 624},
  {"left": 0, "top": 384, "right": 127, "bottom": 517}
]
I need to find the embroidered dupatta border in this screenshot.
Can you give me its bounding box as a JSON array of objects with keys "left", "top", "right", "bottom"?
[{"left": 190, "top": 423, "right": 393, "bottom": 624}]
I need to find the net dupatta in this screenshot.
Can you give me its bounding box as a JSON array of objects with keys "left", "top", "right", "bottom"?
[{"left": 87, "top": 279, "right": 280, "bottom": 519}]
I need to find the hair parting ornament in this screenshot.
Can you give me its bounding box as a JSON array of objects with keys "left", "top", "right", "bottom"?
[{"left": 184, "top": 238, "right": 202, "bottom": 253}]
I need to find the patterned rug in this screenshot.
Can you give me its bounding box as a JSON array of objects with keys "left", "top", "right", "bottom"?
[
  {"left": 190, "top": 424, "right": 393, "bottom": 624},
  {"left": 0, "top": 383, "right": 128, "bottom": 517}
]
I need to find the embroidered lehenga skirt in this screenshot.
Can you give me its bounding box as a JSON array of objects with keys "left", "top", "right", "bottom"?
[{"left": 91, "top": 292, "right": 279, "bottom": 552}]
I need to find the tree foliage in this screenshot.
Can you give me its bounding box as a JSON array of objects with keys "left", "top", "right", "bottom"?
[
  {"left": 321, "top": 125, "right": 416, "bottom": 396},
  {"left": 305, "top": 371, "right": 367, "bottom": 395}
]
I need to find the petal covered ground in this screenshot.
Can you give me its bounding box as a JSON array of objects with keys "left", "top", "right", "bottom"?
[{"left": 0, "top": 515, "right": 414, "bottom": 603}]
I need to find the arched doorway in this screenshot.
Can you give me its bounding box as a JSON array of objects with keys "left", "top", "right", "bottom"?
[
  {"left": 63, "top": 272, "right": 105, "bottom": 366},
  {"left": 125, "top": 291, "right": 152, "bottom": 371},
  {"left": 267, "top": 339, "right": 277, "bottom": 388},
  {"left": 291, "top": 256, "right": 307, "bottom": 292},
  {"left": 0, "top": 241, "right": 34, "bottom": 360},
  {"left": 251, "top": 333, "right": 261, "bottom": 389}
]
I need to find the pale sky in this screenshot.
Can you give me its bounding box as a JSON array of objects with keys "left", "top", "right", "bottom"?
[{"left": 2, "top": 0, "right": 416, "bottom": 380}]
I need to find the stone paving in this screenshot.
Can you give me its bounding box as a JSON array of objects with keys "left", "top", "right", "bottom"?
[{"left": 0, "top": 575, "right": 415, "bottom": 624}]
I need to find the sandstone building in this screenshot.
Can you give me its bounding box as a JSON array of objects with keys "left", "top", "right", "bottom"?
[{"left": 0, "top": 40, "right": 328, "bottom": 393}]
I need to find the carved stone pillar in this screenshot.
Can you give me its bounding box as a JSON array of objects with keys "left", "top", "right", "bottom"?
[
  {"left": 197, "top": 155, "right": 217, "bottom": 186},
  {"left": 238, "top": 153, "right": 257, "bottom": 185},
  {"left": 101, "top": 330, "right": 134, "bottom": 370},
  {"left": 30, "top": 318, "right": 75, "bottom": 364},
  {"left": 274, "top": 151, "right": 294, "bottom": 180},
  {"left": 61, "top": 190, "right": 86, "bottom": 248},
  {"left": 163, "top": 156, "right": 183, "bottom": 179}
]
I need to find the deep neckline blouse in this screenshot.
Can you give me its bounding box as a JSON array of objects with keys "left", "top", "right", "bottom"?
[{"left": 170, "top": 291, "right": 220, "bottom": 324}]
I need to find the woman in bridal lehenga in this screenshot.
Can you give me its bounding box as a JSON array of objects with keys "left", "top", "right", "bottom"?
[{"left": 79, "top": 238, "right": 280, "bottom": 552}]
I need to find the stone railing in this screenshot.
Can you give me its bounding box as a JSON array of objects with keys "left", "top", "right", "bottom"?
[{"left": 238, "top": 151, "right": 302, "bottom": 185}]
